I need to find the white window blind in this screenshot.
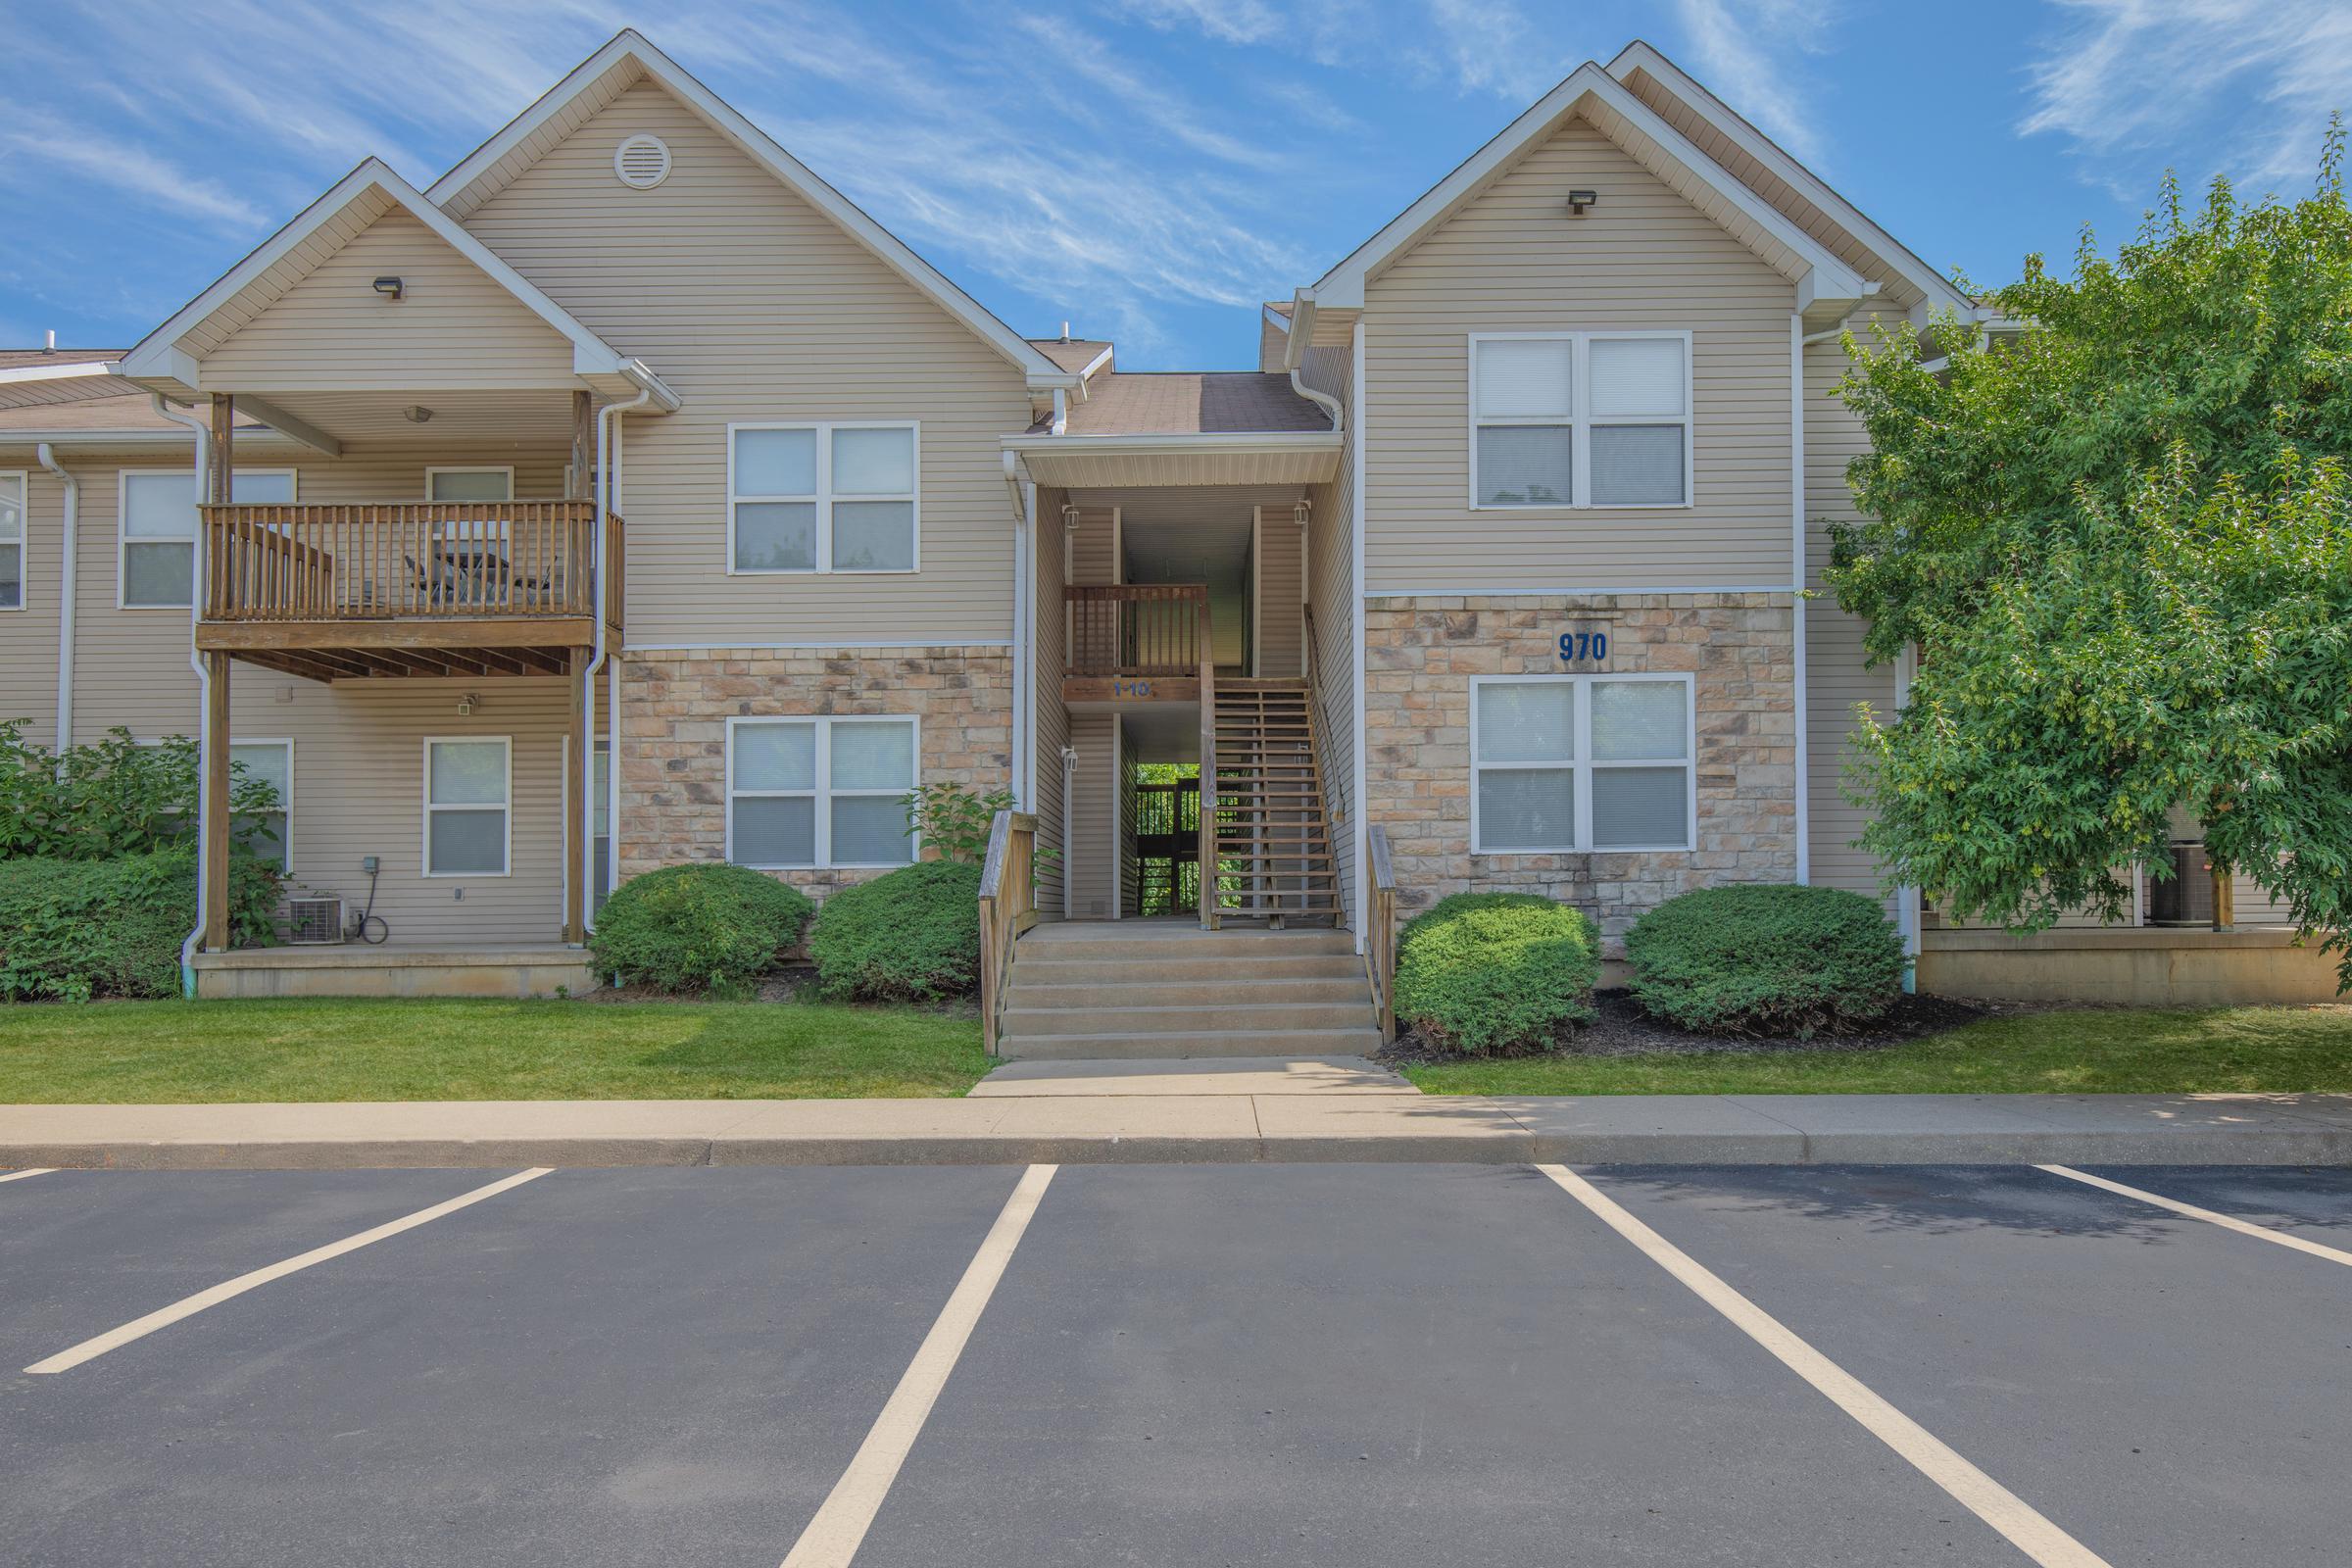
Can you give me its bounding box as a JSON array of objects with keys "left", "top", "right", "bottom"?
[
  {"left": 728, "top": 715, "right": 918, "bottom": 868},
  {"left": 1471, "top": 333, "right": 1690, "bottom": 508},
  {"left": 1471, "top": 676, "right": 1694, "bottom": 852},
  {"left": 0, "top": 473, "right": 23, "bottom": 611},
  {"left": 730, "top": 423, "right": 917, "bottom": 573}
]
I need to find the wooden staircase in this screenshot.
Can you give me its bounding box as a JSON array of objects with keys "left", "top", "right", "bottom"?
[{"left": 1207, "top": 678, "right": 1343, "bottom": 927}]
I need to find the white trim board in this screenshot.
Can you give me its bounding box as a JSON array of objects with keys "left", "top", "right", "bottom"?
[
  {"left": 423, "top": 29, "right": 1072, "bottom": 393},
  {"left": 623, "top": 640, "right": 1012, "bottom": 653},
  {"left": 1364, "top": 585, "right": 1797, "bottom": 599}
]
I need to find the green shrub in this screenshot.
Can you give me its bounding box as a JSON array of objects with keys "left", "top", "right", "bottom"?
[
  {"left": 808, "top": 860, "right": 982, "bottom": 1003},
  {"left": 1394, "top": 892, "right": 1599, "bottom": 1054},
  {"left": 589, "top": 862, "right": 814, "bottom": 996},
  {"left": 0, "top": 847, "right": 278, "bottom": 1002},
  {"left": 1624, "top": 883, "right": 1906, "bottom": 1037},
  {"left": 0, "top": 721, "right": 282, "bottom": 861}
]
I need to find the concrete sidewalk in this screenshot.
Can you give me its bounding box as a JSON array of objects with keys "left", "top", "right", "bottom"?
[{"left": 4, "top": 1085, "right": 2349, "bottom": 1169}]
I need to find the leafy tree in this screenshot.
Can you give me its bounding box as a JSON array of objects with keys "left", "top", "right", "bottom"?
[
  {"left": 1826, "top": 130, "right": 2352, "bottom": 976},
  {"left": 0, "top": 721, "right": 282, "bottom": 862}
]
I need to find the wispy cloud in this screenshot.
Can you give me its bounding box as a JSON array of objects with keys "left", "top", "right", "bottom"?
[
  {"left": 2021, "top": 0, "right": 2352, "bottom": 192},
  {"left": 1421, "top": 0, "right": 1576, "bottom": 101},
  {"left": 1667, "top": 0, "right": 1836, "bottom": 166},
  {"left": 0, "top": 117, "right": 268, "bottom": 228},
  {"left": 1119, "top": 0, "right": 1285, "bottom": 45}
]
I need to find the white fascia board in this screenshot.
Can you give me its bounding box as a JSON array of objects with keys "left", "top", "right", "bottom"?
[
  {"left": 1312, "top": 62, "right": 1865, "bottom": 311},
  {"left": 119, "top": 158, "right": 638, "bottom": 388},
  {"left": 1607, "top": 41, "right": 1972, "bottom": 318},
  {"left": 0, "top": 426, "right": 289, "bottom": 449},
  {"left": 0, "top": 360, "right": 119, "bottom": 385},
  {"left": 1000, "top": 431, "right": 1345, "bottom": 456},
  {"left": 423, "top": 29, "right": 1071, "bottom": 392},
  {"left": 1280, "top": 290, "right": 1318, "bottom": 373}
]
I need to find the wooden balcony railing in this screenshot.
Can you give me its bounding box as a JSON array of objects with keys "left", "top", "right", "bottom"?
[
  {"left": 1064, "top": 583, "right": 1208, "bottom": 676},
  {"left": 977, "top": 809, "right": 1039, "bottom": 1055},
  {"left": 200, "top": 502, "right": 619, "bottom": 623}
]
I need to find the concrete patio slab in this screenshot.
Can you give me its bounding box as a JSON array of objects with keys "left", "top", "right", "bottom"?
[{"left": 971, "top": 1056, "right": 1415, "bottom": 1098}]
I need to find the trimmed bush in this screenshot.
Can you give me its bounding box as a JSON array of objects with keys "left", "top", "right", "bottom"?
[
  {"left": 0, "top": 847, "right": 277, "bottom": 1002},
  {"left": 589, "top": 862, "right": 814, "bottom": 996},
  {"left": 1394, "top": 892, "right": 1599, "bottom": 1054},
  {"left": 808, "top": 860, "right": 982, "bottom": 1003},
  {"left": 1624, "top": 883, "right": 1906, "bottom": 1037}
]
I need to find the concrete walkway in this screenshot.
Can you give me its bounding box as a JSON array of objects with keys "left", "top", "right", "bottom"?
[{"left": 3, "top": 1083, "right": 2349, "bottom": 1169}]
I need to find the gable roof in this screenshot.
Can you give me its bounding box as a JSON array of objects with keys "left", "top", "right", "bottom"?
[
  {"left": 1310, "top": 61, "right": 1870, "bottom": 323},
  {"left": 116, "top": 158, "right": 676, "bottom": 412},
  {"left": 425, "top": 30, "right": 1076, "bottom": 394},
  {"left": 1606, "top": 41, "right": 1970, "bottom": 320}
]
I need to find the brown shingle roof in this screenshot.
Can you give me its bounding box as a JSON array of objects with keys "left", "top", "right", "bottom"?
[
  {"left": 0, "top": 393, "right": 270, "bottom": 435},
  {"left": 0, "top": 348, "right": 122, "bottom": 368},
  {"left": 1027, "top": 337, "right": 1114, "bottom": 375},
  {"left": 1046, "top": 371, "right": 1332, "bottom": 436}
]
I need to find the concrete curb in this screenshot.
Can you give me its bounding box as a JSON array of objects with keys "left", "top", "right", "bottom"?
[{"left": 4, "top": 1091, "right": 2349, "bottom": 1169}]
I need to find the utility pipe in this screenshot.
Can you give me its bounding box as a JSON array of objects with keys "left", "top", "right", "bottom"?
[
  {"left": 583, "top": 379, "right": 652, "bottom": 936},
  {"left": 151, "top": 395, "right": 212, "bottom": 996},
  {"left": 33, "top": 443, "right": 77, "bottom": 759}
]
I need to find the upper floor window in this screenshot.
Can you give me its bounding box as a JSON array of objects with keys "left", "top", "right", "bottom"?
[
  {"left": 728, "top": 422, "right": 918, "bottom": 575},
  {"left": 1470, "top": 333, "right": 1690, "bottom": 510},
  {"left": 119, "top": 467, "right": 296, "bottom": 609},
  {"left": 1470, "top": 674, "right": 1694, "bottom": 853},
  {"left": 0, "top": 472, "right": 23, "bottom": 611}
]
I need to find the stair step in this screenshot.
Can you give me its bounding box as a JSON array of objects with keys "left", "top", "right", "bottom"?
[
  {"left": 1005, "top": 977, "right": 1372, "bottom": 1008},
  {"left": 1015, "top": 928, "right": 1356, "bottom": 960},
  {"left": 998, "top": 1028, "right": 1385, "bottom": 1061},
  {"left": 1013, "top": 954, "right": 1368, "bottom": 982},
  {"left": 1001, "top": 1002, "right": 1378, "bottom": 1036}
]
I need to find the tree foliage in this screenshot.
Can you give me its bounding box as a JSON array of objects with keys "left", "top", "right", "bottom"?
[
  {"left": 1825, "top": 130, "right": 2352, "bottom": 977},
  {"left": 0, "top": 721, "right": 283, "bottom": 862}
]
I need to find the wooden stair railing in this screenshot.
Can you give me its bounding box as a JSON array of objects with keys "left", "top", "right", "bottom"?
[
  {"left": 1367, "top": 822, "right": 1397, "bottom": 1041},
  {"left": 977, "top": 808, "right": 1038, "bottom": 1055},
  {"left": 1065, "top": 583, "right": 1208, "bottom": 676},
  {"left": 1204, "top": 677, "right": 1344, "bottom": 926}
]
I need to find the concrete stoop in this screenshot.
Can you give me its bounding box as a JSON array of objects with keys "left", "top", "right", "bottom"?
[{"left": 998, "top": 923, "right": 1384, "bottom": 1061}]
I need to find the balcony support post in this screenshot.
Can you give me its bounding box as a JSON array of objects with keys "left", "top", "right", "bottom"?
[
  {"left": 201, "top": 650, "right": 233, "bottom": 953},
  {"left": 565, "top": 390, "right": 594, "bottom": 501},
  {"left": 564, "top": 645, "right": 591, "bottom": 945},
  {"left": 208, "top": 394, "right": 235, "bottom": 505}
]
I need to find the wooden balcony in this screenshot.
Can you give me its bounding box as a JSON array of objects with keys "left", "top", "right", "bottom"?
[
  {"left": 1063, "top": 583, "right": 1207, "bottom": 703},
  {"left": 194, "top": 501, "right": 621, "bottom": 679}
]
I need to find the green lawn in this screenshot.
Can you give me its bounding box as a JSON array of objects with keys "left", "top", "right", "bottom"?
[
  {"left": 0, "top": 998, "right": 991, "bottom": 1102},
  {"left": 1403, "top": 1004, "right": 2352, "bottom": 1097}
]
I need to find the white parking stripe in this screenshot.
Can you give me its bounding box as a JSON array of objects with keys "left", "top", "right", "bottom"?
[
  {"left": 2038, "top": 1164, "right": 2352, "bottom": 1267},
  {"left": 1538, "top": 1164, "right": 2112, "bottom": 1568},
  {"left": 0, "top": 1168, "right": 56, "bottom": 1184},
  {"left": 24, "top": 1167, "right": 553, "bottom": 1375},
  {"left": 780, "top": 1163, "right": 1057, "bottom": 1568}
]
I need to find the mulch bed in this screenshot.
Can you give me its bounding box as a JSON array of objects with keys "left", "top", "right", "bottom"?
[{"left": 1376, "top": 988, "right": 2019, "bottom": 1066}]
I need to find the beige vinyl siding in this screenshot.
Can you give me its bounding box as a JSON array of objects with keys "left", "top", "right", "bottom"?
[
  {"left": 1258, "top": 310, "right": 1289, "bottom": 373},
  {"left": 1301, "top": 341, "right": 1357, "bottom": 930},
  {"left": 1064, "top": 711, "right": 1117, "bottom": 918},
  {"left": 459, "top": 78, "right": 1032, "bottom": 646},
  {"left": 1254, "top": 506, "right": 1304, "bottom": 678},
  {"left": 1030, "top": 485, "right": 1070, "bottom": 918},
  {"left": 200, "top": 210, "right": 577, "bottom": 393},
  {"left": 1801, "top": 313, "right": 1898, "bottom": 906},
  {"left": 0, "top": 465, "right": 65, "bottom": 748},
  {"left": 1362, "top": 117, "right": 1795, "bottom": 593}
]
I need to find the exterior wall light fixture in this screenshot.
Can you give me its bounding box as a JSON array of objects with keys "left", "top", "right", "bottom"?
[
  {"left": 1566, "top": 190, "right": 1598, "bottom": 216},
  {"left": 372, "top": 275, "right": 405, "bottom": 299}
]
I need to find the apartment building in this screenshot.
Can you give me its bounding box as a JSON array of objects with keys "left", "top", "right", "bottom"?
[{"left": 0, "top": 31, "right": 2308, "bottom": 1011}]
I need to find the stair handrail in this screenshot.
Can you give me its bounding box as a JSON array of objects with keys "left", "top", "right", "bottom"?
[
  {"left": 977, "top": 808, "right": 1038, "bottom": 1055},
  {"left": 1299, "top": 603, "right": 1351, "bottom": 930},
  {"left": 1366, "top": 821, "right": 1397, "bottom": 1042},
  {"left": 1198, "top": 592, "right": 1219, "bottom": 928}
]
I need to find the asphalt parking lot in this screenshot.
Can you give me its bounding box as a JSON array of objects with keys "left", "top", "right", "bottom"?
[{"left": 5, "top": 1161, "right": 2349, "bottom": 1567}]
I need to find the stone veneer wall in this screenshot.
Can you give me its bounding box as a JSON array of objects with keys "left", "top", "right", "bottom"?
[
  {"left": 1365, "top": 593, "right": 1796, "bottom": 952},
  {"left": 618, "top": 645, "right": 1013, "bottom": 901}
]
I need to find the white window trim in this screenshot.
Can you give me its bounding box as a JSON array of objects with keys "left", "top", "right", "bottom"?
[
  {"left": 0, "top": 469, "right": 25, "bottom": 612},
  {"left": 723, "top": 713, "right": 922, "bottom": 869},
  {"left": 116, "top": 466, "right": 299, "bottom": 611},
  {"left": 1466, "top": 331, "right": 1693, "bottom": 512},
  {"left": 725, "top": 420, "right": 920, "bottom": 575},
  {"left": 424, "top": 465, "right": 516, "bottom": 502},
  {"left": 1468, "top": 672, "right": 1697, "bottom": 854},
  {"left": 421, "top": 735, "right": 514, "bottom": 878},
  {"left": 231, "top": 737, "right": 295, "bottom": 874}
]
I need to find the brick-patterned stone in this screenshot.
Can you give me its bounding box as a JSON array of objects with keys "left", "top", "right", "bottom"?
[
  {"left": 617, "top": 645, "right": 1013, "bottom": 904},
  {"left": 1363, "top": 593, "right": 1797, "bottom": 954}
]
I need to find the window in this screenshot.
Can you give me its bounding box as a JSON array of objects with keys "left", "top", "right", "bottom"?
[
  {"left": 426, "top": 467, "right": 514, "bottom": 503},
  {"left": 231, "top": 740, "right": 293, "bottom": 872},
  {"left": 0, "top": 472, "right": 22, "bottom": 611},
  {"left": 728, "top": 422, "right": 917, "bottom": 574},
  {"left": 726, "top": 715, "right": 918, "bottom": 868},
  {"left": 1470, "top": 333, "right": 1690, "bottom": 509},
  {"left": 1470, "top": 675, "right": 1693, "bottom": 853},
  {"left": 422, "top": 737, "right": 511, "bottom": 876},
  {"left": 119, "top": 468, "right": 295, "bottom": 608}
]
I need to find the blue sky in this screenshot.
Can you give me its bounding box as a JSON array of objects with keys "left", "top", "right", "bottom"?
[{"left": 3, "top": 0, "right": 2346, "bottom": 368}]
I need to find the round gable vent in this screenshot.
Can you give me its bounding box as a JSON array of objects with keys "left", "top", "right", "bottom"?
[{"left": 612, "top": 134, "right": 671, "bottom": 189}]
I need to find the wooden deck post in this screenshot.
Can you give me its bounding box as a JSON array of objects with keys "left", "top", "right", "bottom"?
[
  {"left": 564, "top": 646, "right": 590, "bottom": 945},
  {"left": 565, "top": 390, "right": 593, "bottom": 501},
  {"left": 202, "top": 651, "right": 232, "bottom": 952}
]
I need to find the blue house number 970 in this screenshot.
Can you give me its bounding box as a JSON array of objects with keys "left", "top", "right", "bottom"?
[{"left": 1558, "top": 630, "right": 1608, "bottom": 662}]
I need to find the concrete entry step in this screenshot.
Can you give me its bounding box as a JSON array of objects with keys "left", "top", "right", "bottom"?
[
  {"left": 1000, "top": 1028, "right": 1390, "bottom": 1060},
  {"left": 1016, "top": 924, "right": 1355, "bottom": 961},
  {"left": 1013, "top": 954, "right": 1370, "bottom": 983},
  {"left": 1006, "top": 978, "right": 1374, "bottom": 1008},
  {"left": 970, "top": 1055, "right": 1416, "bottom": 1097},
  {"left": 1002, "top": 1002, "right": 1379, "bottom": 1037}
]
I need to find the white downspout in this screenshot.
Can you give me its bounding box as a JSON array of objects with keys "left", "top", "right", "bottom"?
[
  {"left": 152, "top": 395, "right": 211, "bottom": 996},
  {"left": 1788, "top": 314, "right": 1813, "bottom": 885},
  {"left": 584, "top": 382, "right": 652, "bottom": 936},
  {"left": 34, "top": 444, "right": 76, "bottom": 759},
  {"left": 1013, "top": 480, "right": 1035, "bottom": 808}
]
